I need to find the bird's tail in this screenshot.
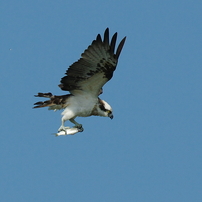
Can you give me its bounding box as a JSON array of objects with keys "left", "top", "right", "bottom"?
[{"left": 33, "top": 92, "right": 71, "bottom": 110}]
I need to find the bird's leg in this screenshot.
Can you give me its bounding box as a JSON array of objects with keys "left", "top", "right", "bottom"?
[
  {"left": 58, "top": 119, "right": 70, "bottom": 132},
  {"left": 70, "top": 118, "right": 84, "bottom": 132}
]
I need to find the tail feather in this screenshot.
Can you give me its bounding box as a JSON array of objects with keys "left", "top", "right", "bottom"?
[
  {"left": 33, "top": 92, "right": 71, "bottom": 110},
  {"left": 35, "top": 92, "right": 53, "bottom": 98}
]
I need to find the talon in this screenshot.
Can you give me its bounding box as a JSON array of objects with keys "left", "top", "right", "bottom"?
[
  {"left": 58, "top": 126, "right": 70, "bottom": 132},
  {"left": 76, "top": 124, "right": 83, "bottom": 129},
  {"left": 73, "top": 125, "right": 84, "bottom": 132},
  {"left": 78, "top": 127, "right": 84, "bottom": 132}
]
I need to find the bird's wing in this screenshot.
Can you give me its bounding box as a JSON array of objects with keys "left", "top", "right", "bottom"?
[{"left": 59, "top": 28, "right": 126, "bottom": 97}]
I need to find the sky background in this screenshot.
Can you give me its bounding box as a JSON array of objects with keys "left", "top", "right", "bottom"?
[{"left": 1, "top": 0, "right": 202, "bottom": 201}]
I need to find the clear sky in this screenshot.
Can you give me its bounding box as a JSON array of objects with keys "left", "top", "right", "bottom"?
[{"left": 1, "top": 0, "right": 202, "bottom": 201}]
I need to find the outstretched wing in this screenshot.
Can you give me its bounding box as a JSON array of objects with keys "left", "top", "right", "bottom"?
[{"left": 59, "top": 28, "right": 126, "bottom": 97}]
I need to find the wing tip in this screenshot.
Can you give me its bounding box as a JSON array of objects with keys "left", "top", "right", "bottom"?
[
  {"left": 115, "top": 36, "right": 126, "bottom": 59},
  {"left": 104, "top": 28, "right": 126, "bottom": 59},
  {"left": 103, "top": 28, "right": 109, "bottom": 44},
  {"left": 96, "top": 34, "right": 102, "bottom": 42}
]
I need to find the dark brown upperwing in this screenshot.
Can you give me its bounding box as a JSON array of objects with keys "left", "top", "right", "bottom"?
[{"left": 59, "top": 28, "right": 126, "bottom": 95}]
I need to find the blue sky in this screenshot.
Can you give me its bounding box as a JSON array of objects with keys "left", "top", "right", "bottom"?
[{"left": 1, "top": 0, "right": 202, "bottom": 201}]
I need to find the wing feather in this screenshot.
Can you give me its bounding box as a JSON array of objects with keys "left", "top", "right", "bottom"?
[
  {"left": 103, "top": 28, "right": 109, "bottom": 45},
  {"left": 59, "top": 28, "right": 126, "bottom": 97},
  {"left": 109, "top": 32, "right": 117, "bottom": 54}
]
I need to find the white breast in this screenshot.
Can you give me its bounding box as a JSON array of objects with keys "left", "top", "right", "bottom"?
[{"left": 62, "top": 93, "right": 98, "bottom": 118}]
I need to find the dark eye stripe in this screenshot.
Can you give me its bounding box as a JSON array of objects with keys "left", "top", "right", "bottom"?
[
  {"left": 99, "top": 104, "right": 107, "bottom": 112},
  {"left": 99, "top": 104, "right": 112, "bottom": 114},
  {"left": 98, "top": 98, "right": 111, "bottom": 113}
]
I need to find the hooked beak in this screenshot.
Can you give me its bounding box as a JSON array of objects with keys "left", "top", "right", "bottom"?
[{"left": 108, "top": 113, "right": 113, "bottom": 119}]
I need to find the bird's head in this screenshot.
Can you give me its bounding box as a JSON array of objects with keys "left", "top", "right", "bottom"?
[{"left": 98, "top": 99, "right": 113, "bottom": 119}]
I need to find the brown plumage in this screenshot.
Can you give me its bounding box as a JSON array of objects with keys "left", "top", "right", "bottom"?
[{"left": 33, "top": 93, "right": 72, "bottom": 109}]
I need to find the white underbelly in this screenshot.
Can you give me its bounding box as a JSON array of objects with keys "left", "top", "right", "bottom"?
[
  {"left": 63, "top": 93, "right": 97, "bottom": 118},
  {"left": 76, "top": 99, "right": 96, "bottom": 117}
]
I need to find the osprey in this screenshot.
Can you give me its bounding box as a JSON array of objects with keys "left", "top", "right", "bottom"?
[{"left": 34, "top": 28, "right": 126, "bottom": 135}]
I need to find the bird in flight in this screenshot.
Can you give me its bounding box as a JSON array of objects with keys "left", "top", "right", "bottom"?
[{"left": 33, "top": 28, "right": 126, "bottom": 135}]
